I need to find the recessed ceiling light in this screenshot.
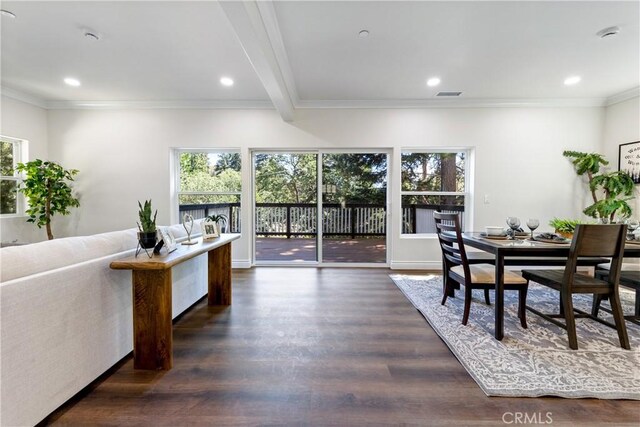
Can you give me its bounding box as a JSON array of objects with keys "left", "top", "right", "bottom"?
[
  {"left": 426, "top": 77, "right": 441, "bottom": 87},
  {"left": 1, "top": 9, "right": 16, "bottom": 18},
  {"left": 358, "top": 30, "right": 369, "bottom": 38},
  {"left": 220, "top": 77, "right": 234, "bottom": 87},
  {"left": 564, "top": 75, "right": 581, "bottom": 86},
  {"left": 64, "top": 78, "right": 81, "bottom": 87},
  {"left": 596, "top": 26, "right": 620, "bottom": 39}
]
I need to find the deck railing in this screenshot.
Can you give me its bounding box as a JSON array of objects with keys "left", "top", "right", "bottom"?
[{"left": 178, "top": 202, "right": 464, "bottom": 236}]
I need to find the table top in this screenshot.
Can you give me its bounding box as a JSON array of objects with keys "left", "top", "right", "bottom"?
[
  {"left": 462, "top": 232, "right": 640, "bottom": 257},
  {"left": 110, "top": 233, "right": 240, "bottom": 271}
]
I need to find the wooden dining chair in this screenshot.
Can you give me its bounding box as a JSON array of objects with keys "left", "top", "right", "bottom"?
[
  {"left": 434, "top": 211, "right": 529, "bottom": 327},
  {"left": 592, "top": 264, "right": 640, "bottom": 326},
  {"left": 521, "top": 224, "right": 629, "bottom": 350}
]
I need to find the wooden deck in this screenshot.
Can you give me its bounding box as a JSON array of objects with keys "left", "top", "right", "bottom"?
[
  {"left": 255, "top": 237, "right": 386, "bottom": 263},
  {"left": 44, "top": 268, "right": 640, "bottom": 426}
]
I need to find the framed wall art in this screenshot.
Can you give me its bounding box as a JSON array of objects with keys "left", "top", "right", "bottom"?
[{"left": 619, "top": 141, "right": 640, "bottom": 184}]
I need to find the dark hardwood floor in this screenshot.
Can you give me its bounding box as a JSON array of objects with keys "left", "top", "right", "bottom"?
[{"left": 45, "top": 268, "right": 639, "bottom": 426}]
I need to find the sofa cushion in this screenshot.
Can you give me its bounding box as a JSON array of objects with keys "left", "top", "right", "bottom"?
[{"left": 0, "top": 228, "right": 138, "bottom": 282}]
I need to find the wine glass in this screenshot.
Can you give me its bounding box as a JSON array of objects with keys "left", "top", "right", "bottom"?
[
  {"left": 506, "top": 217, "right": 521, "bottom": 240},
  {"left": 626, "top": 218, "right": 639, "bottom": 240},
  {"left": 526, "top": 218, "right": 539, "bottom": 240}
]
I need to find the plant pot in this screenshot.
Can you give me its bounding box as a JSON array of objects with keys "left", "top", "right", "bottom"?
[{"left": 138, "top": 231, "right": 157, "bottom": 249}]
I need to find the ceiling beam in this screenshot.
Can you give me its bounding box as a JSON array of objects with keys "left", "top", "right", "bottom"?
[{"left": 219, "top": 0, "right": 295, "bottom": 122}]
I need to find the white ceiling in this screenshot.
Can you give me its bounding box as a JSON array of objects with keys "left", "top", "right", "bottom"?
[{"left": 1, "top": 1, "right": 639, "bottom": 115}]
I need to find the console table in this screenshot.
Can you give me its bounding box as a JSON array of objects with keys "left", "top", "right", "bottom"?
[{"left": 110, "top": 234, "right": 240, "bottom": 370}]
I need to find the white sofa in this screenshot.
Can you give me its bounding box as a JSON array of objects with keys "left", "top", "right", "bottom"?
[{"left": 0, "top": 223, "right": 207, "bottom": 427}]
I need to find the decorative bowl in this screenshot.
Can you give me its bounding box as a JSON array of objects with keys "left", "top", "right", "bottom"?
[{"left": 485, "top": 226, "right": 505, "bottom": 236}]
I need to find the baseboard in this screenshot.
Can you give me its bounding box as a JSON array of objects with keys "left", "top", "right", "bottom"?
[
  {"left": 390, "top": 261, "right": 442, "bottom": 270},
  {"left": 232, "top": 259, "right": 252, "bottom": 269}
]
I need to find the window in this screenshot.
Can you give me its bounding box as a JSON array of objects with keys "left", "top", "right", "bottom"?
[
  {"left": 0, "top": 136, "right": 25, "bottom": 215},
  {"left": 401, "top": 150, "right": 468, "bottom": 234},
  {"left": 176, "top": 150, "right": 241, "bottom": 232}
]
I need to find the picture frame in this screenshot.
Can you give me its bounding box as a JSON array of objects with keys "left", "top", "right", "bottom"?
[
  {"left": 158, "top": 227, "right": 178, "bottom": 253},
  {"left": 202, "top": 221, "right": 220, "bottom": 240},
  {"left": 619, "top": 141, "right": 640, "bottom": 185}
]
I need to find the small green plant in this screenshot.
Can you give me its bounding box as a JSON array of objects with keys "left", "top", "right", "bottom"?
[
  {"left": 205, "top": 213, "right": 227, "bottom": 226},
  {"left": 137, "top": 200, "right": 157, "bottom": 233},
  {"left": 16, "top": 159, "right": 80, "bottom": 240},
  {"left": 563, "top": 150, "right": 635, "bottom": 221},
  {"left": 548, "top": 218, "right": 583, "bottom": 234}
]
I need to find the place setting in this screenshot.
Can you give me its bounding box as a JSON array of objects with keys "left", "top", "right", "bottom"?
[{"left": 479, "top": 217, "right": 564, "bottom": 244}]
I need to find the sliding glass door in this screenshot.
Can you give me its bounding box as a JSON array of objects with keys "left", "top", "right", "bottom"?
[
  {"left": 254, "top": 152, "right": 318, "bottom": 263},
  {"left": 321, "top": 153, "right": 387, "bottom": 263},
  {"left": 253, "top": 150, "right": 388, "bottom": 265}
]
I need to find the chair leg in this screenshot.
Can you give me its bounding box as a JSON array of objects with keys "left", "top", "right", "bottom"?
[
  {"left": 484, "top": 288, "right": 491, "bottom": 305},
  {"left": 518, "top": 285, "right": 528, "bottom": 329},
  {"left": 609, "top": 291, "right": 630, "bottom": 350},
  {"left": 562, "top": 290, "right": 578, "bottom": 350},
  {"left": 559, "top": 293, "right": 564, "bottom": 317},
  {"left": 441, "top": 281, "right": 450, "bottom": 306},
  {"left": 591, "top": 294, "right": 604, "bottom": 317},
  {"left": 462, "top": 286, "right": 472, "bottom": 325}
]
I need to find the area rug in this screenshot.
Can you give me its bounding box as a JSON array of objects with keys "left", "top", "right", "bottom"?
[{"left": 390, "top": 274, "right": 640, "bottom": 399}]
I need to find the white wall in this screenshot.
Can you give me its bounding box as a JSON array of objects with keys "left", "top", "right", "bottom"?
[
  {"left": 0, "top": 96, "right": 50, "bottom": 243},
  {"left": 43, "top": 106, "right": 604, "bottom": 268},
  {"left": 602, "top": 96, "right": 640, "bottom": 214}
]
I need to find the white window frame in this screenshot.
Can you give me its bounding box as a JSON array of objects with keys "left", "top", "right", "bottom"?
[
  {"left": 172, "top": 148, "right": 241, "bottom": 226},
  {"left": 0, "top": 135, "right": 28, "bottom": 217},
  {"left": 400, "top": 148, "right": 471, "bottom": 236}
]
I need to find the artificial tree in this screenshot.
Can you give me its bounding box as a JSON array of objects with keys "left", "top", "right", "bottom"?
[
  {"left": 563, "top": 150, "right": 635, "bottom": 222},
  {"left": 16, "top": 159, "right": 80, "bottom": 240}
]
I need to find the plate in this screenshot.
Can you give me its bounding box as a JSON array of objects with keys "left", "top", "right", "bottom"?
[
  {"left": 533, "top": 236, "right": 570, "bottom": 244},
  {"left": 480, "top": 233, "right": 509, "bottom": 240}
]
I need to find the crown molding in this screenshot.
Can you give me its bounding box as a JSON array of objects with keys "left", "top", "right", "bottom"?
[
  {"left": 45, "top": 100, "right": 275, "bottom": 110},
  {"left": 295, "top": 97, "right": 608, "bottom": 109},
  {"left": 605, "top": 87, "right": 640, "bottom": 107},
  {"left": 1, "top": 86, "right": 48, "bottom": 109}
]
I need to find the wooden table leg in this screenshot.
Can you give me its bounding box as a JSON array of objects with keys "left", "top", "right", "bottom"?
[
  {"left": 132, "top": 269, "right": 173, "bottom": 370},
  {"left": 208, "top": 242, "right": 232, "bottom": 305},
  {"left": 494, "top": 253, "right": 505, "bottom": 340}
]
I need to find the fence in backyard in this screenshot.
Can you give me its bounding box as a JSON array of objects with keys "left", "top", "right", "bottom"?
[{"left": 178, "top": 202, "right": 464, "bottom": 236}]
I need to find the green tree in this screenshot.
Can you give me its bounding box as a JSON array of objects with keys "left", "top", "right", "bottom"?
[
  {"left": 0, "top": 141, "right": 17, "bottom": 214},
  {"left": 179, "top": 153, "right": 241, "bottom": 205},
  {"left": 322, "top": 153, "right": 387, "bottom": 204},
  {"left": 16, "top": 159, "right": 80, "bottom": 240},
  {"left": 255, "top": 154, "right": 317, "bottom": 203}
]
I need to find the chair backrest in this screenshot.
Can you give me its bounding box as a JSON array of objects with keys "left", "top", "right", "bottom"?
[
  {"left": 565, "top": 224, "right": 627, "bottom": 288},
  {"left": 433, "top": 211, "right": 470, "bottom": 278}
]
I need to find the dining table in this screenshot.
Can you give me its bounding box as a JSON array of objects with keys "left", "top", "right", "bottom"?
[{"left": 461, "top": 232, "right": 640, "bottom": 341}]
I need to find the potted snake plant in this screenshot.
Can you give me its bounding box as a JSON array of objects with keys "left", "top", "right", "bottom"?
[{"left": 137, "top": 199, "right": 158, "bottom": 248}]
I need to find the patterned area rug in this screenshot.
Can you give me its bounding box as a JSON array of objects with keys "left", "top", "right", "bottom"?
[{"left": 390, "top": 274, "right": 640, "bottom": 399}]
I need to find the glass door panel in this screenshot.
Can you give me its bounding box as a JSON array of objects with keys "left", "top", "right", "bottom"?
[
  {"left": 321, "top": 153, "right": 387, "bottom": 263},
  {"left": 254, "top": 153, "right": 318, "bottom": 263}
]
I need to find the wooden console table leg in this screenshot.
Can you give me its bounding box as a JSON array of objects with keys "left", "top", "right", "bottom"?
[
  {"left": 208, "top": 242, "right": 231, "bottom": 306},
  {"left": 132, "top": 269, "right": 173, "bottom": 370}
]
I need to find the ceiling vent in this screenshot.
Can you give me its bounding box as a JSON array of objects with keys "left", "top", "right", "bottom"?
[{"left": 436, "top": 91, "right": 462, "bottom": 97}]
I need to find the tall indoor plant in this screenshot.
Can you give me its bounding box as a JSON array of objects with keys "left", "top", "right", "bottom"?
[
  {"left": 563, "top": 150, "right": 635, "bottom": 222},
  {"left": 16, "top": 159, "right": 80, "bottom": 240}
]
